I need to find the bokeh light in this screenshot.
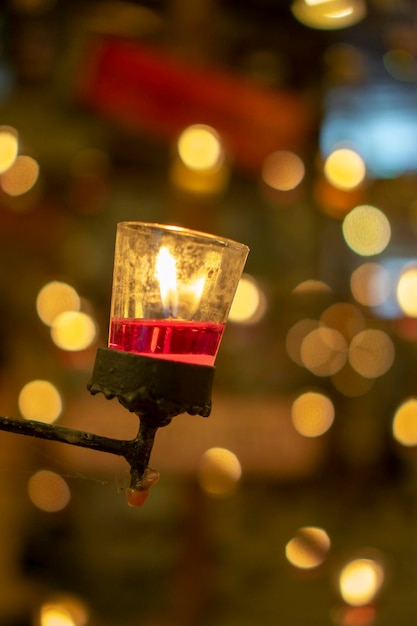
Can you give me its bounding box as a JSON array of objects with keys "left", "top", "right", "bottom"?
[
  {"left": 177, "top": 124, "right": 224, "bottom": 171},
  {"left": 28, "top": 469, "right": 71, "bottom": 512},
  {"left": 229, "top": 274, "right": 266, "bottom": 324},
  {"left": 285, "top": 526, "right": 331, "bottom": 569},
  {"left": 18, "top": 379, "right": 62, "bottom": 423},
  {"left": 331, "top": 362, "right": 374, "bottom": 397},
  {"left": 286, "top": 319, "right": 323, "bottom": 367},
  {"left": 339, "top": 558, "right": 384, "bottom": 606},
  {"left": 39, "top": 594, "right": 89, "bottom": 626},
  {"left": 291, "top": 391, "right": 335, "bottom": 437},
  {"left": 301, "top": 326, "right": 348, "bottom": 376},
  {"left": 392, "top": 398, "right": 417, "bottom": 446},
  {"left": 0, "top": 154, "right": 40, "bottom": 195},
  {"left": 40, "top": 605, "right": 76, "bottom": 626},
  {"left": 342, "top": 205, "right": 391, "bottom": 256},
  {"left": 348, "top": 329, "right": 395, "bottom": 378},
  {"left": 320, "top": 302, "right": 365, "bottom": 341},
  {"left": 291, "top": 0, "right": 367, "bottom": 30},
  {"left": 0, "top": 126, "right": 18, "bottom": 174},
  {"left": 261, "top": 150, "right": 305, "bottom": 191},
  {"left": 36, "top": 281, "right": 81, "bottom": 326},
  {"left": 383, "top": 49, "right": 417, "bottom": 83},
  {"left": 324, "top": 148, "right": 366, "bottom": 190},
  {"left": 292, "top": 279, "right": 332, "bottom": 295},
  {"left": 350, "top": 262, "right": 392, "bottom": 307},
  {"left": 51, "top": 311, "right": 96, "bottom": 351},
  {"left": 397, "top": 266, "right": 417, "bottom": 317},
  {"left": 198, "top": 447, "right": 242, "bottom": 497}
]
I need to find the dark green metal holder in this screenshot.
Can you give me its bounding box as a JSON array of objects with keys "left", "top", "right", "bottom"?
[{"left": 0, "top": 347, "right": 215, "bottom": 490}]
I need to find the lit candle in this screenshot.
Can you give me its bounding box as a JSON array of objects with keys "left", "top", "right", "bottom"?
[{"left": 108, "top": 222, "right": 249, "bottom": 366}]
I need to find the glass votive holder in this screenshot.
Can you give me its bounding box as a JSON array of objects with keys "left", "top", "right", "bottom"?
[{"left": 108, "top": 222, "right": 249, "bottom": 366}]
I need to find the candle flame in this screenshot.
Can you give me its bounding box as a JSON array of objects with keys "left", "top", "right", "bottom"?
[{"left": 156, "top": 246, "right": 178, "bottom": 316}]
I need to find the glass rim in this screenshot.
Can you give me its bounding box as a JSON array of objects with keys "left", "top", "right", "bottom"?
[{"left": 116, "top": 221, "right": 249, "bottom": 253}]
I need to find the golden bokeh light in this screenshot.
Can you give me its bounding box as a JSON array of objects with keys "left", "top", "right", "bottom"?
[
  {"left": 229, "top": 274, "right": 266, "bottom": 324},
  {"left": 320, "top": 302, "right": 365, "bottom": 341},
  {"left": 350, "top": 262, "right": 392, "bottom": 307},
  {"left": 261, "top": 150, "right": 305, "bottom": 191},
  {"left": 331, "top": 362, "right": 374, "bottom": 397},
  {"left": 324, "top": 148, "right": 366, "bottom": 190},
  {"left": 177, "top": 124, "right": 224, "bottom": 171},
  {"left": 0, "top": 154, "right": 40, "bottom": 196},
  {"left": 291, "top": 0, "right": 366, "bottom": 30},
  {"left": 36, "top": 281, "right": 81, "bottom": 326},
  {"left": 339, "top": 558, "right": 384, "bottom": 606},
  {"left": 18, "top": 379, "right": 62, "bottom": 423},
  {"left": 285, "top": 526, "right": 331, "bottom": 569},
  {"left": 397, "top": 266, "right": 417, "bottom": 317},
  {"left": 348, "top": 329, "right": 395, "bottom": 378},
  {"left": 40, "top": 594, "right": 89, "bottom": 626},
  {"left": 292, "top": 279, "right": 332, "bottom": 294},
  {"left": 40, "top": 605, "right": 76, "bottom": 626},
  {"left": 0, "top": 126, "right": 18, "bottom": 174},
  {"left": 51, "top": 311, "right": 96, "bottom": 351},
  {"left": 301, "top": 326, "right": 348, "bottom": 376},
  {"left": 342, "top": 205, "right": 391, "bottom": 256},
  {"left": 291, "top": 391, "right": 335, "bottom": 437},
  {"left": 28, "top": 470, "right": 71, "bottom": 513},
  {"left": 286, "top": 319, "right": 323, "bottom": 367},
  {"left": 392, "top": 398, "right": 417, "bottom": 446},
  {"left": 198, "top": 447, "right": 242, "bottom": 498}
]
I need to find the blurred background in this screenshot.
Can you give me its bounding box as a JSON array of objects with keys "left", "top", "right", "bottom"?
[{"left": 1, "top": 0, "right": 417, "bottom": 624}]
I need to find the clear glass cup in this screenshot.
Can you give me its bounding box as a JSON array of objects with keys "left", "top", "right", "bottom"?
[{"left": 108, "top": 222, "right": 249, "bottom": 366}]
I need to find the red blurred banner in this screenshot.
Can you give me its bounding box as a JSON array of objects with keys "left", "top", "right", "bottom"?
[{"left": 77, "top": 37, "right": 312, "bottom": 172}]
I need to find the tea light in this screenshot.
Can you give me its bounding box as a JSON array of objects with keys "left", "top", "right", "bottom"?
[{"left": 108, "top": 222, "right": 249, "bottom": 366}]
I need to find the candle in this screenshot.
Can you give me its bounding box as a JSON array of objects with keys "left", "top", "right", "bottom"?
[{"left": 108, "top": 222, "right": 249, "bottom": 366}]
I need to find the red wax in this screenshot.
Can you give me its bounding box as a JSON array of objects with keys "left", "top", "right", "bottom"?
[{"left": 109, "top": 318, "right": 225, "bottom": 366}]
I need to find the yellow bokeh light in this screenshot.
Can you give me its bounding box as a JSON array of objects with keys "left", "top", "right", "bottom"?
[
  {"left": 292, "top": 0, "right": 366, "bottom": 31},
  {"left": 397, "top": 266, "right": 417, "bottom": 317},
  {"left": 350, "top": 262, "right": 392, "bottom": 307},
  {"left": 261, "top": 150, "right": 305, "bottom": 191},
  {"left": 291, "top": 391, "right": 335, "bottom": 437},
  {"left": 40, "top": 605, "right": 76, "bottom": 626},
  {"left": 198, "top": 447, "right": 242, "bottom": 498},
  {"left": 177, "top": 124, "right": 224, "bottom": 171},
  {"left": 348, "top": 329, "right": 395, "bottom": 378},
  {"left": 285, "top": 526, "right": 331, "bottom": 569},
  {"left": 0, "top": 154, "right": 40, "bottom": 196},
  {"left": 301, "top": 326, "right": 348, "bottom": 376},
  {"left": 36, "top": 281, "right": 81, "bottom": 326},
  {"left": 40, "top": 594, "right": 89, "bottom": 626},
  {"left": 320, "top": 302, "right": 365, "bottom": 341},
  {"left": 18, "top": 379, "right": 62, "bottom": 423},
  {"left": 339, "top": 558, "right": 384, "bottom": 606},
  {"left": 28, "top": 470, "right": 71, "bottom": 513},
  {"left": 331, "top": 362, "right": 374, "bottom": 397},
  {"left": 342, "top": 205, "right": 391, "bottom": 256},
  {"left": 286, "top": 319, "right": 323, "bottom": 367},
  {"left": 229, "top": 274, "right": 266, "bottom": 324},
  {"left": 324, "top": 148, "right": 366, "bottom": 190},
  {"left": 0, "top": 126, "right": 18, "bottom": 174},
  {"left": 51, "top": 311, "right": 96, "bottom": 351},
  {"left": 392, "top": 398, "right": 417, "bottom": 446},
  {"left": 292, "top": 279, "right": 332, "bottom": 295}
]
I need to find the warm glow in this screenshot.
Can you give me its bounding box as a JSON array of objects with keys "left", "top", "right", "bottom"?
[
  {"left": 397, "top": 267, "right": 417, "bottom": 317},
  {"left": 292, "top": 279, "right": 332, "bottom": 294},
  {"left": 229, "top": 274, "right": 266, "bottom": 324},
  {"left": 324, "top": 148, "right": 366, "bottom": 190},
  {"left": 0, "top": 154, "right": 40, "bottom": 195},
  {"left": 348, "top": 329, "right": 395, "bottom": 378},
  {"left": 155, "top": 246, "right": 178, "bottom": 316},
  {"left": 286, "top": 319, "right": 323, "bottom": 367},
  {"left": 41, "top": 595, "right": 89, "bottom": 626},
  {"left": 342, "top": 205, "right": 391, "bottom": 256},
  {"left": 291, "top": 0, "right": 366, "bottom": 30},
  {"left": 291, "top": 391, "right": 335, "bottom": 437},
  {"left": 392, "top": 398, "right": 417, "bottom": 446},
  {"left": 40, "top": 605, "right": 76, "bottom": 626},
  {"left": 301, "top": 326, "right": 347, "bottom": 376},
  {"left": 36, "top": 281, "right": 81, "bottom": 326},
  {"left": 0, "top": 126, "right": 18, "bottom": 174},
  {"left": 350, "top": 262, "right": 392, "bottom": 307},
  {"left": 18, "top": 379, "right": 62, "bottom": 423},
  {"left": 261, "top": 150, "right": 305, "bottom": 191},
  {"left": 177, "top": 124, "right": 224, "bottom": 171},
  {"left": 28, "top": 470, "right": 71, "bottom": 512},
  {"left": 51, "top": 311, "right": 96, "bottom": 351},
  {"left": 198, "top": 447, "right": 242, "bottom": 497},
  {"left": 320, "top": 302, "right": 365, "bottom": 341},
  {"left": 331, "top": 363, "right": 374, "bottom": 397},
  {"left": 285, "top": 526, "right": 331, "bottom": 569},
  {"left": 339, "top": 558, "right": 384, "bottom": 606}
]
